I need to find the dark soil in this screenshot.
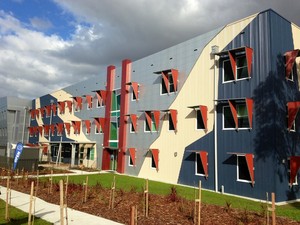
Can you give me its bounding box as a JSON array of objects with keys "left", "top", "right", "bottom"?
[{"left": 1, "top": 171, "right": 300, "bottom": 225}]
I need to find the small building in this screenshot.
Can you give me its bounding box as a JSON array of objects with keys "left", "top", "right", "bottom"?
[
  {"left": 0, "top": 96, "right": 31, "bottom": 168},
  {"left": 28, "top": 9, "right": 300, "bottom": 202}
]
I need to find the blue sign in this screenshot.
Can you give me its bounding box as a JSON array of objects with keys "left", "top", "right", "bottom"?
[{"left": 13, "top": 142, "right": 24, "bottom": 170}]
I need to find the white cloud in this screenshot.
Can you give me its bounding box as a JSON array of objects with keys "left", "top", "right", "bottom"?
[{"left": 29, "top": 17, "right": 53, "bottom": 31}]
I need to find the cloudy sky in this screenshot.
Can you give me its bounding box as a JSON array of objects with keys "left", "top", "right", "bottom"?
[{"left": 1, "top": 0, "right": 300, "bottom": 100}]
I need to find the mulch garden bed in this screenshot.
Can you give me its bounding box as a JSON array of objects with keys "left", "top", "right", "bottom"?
[{"left": 1, "top": 170, "right": 300, "bottom": 225}]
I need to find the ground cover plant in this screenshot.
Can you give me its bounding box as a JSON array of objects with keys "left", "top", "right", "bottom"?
[{"left": 1, "top": 169, "right": 300, "bottom": 224}]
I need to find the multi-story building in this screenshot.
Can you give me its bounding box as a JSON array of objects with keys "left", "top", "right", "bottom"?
[
  {"left": 28, "top": 9, "right": 300, "bottom": 202},
  {"left": 0, "top": 96, "right": 31, "bottom": 165}
]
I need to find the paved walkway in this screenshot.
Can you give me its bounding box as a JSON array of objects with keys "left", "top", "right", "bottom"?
[{"left": 0, "top": 171, "right": 123, "bottom": 225}]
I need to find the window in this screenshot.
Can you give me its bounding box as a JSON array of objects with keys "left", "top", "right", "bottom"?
[
  {"left": 220, "top": 47, "right": 253, "bottom": 83},
  {"left": 237, "top": 155, "right": 251, "bottom": 183},
  {"left": 223, "top": 102, "right": 250, "bottom": 129},
  {"left": 95, "top": 125, "right": 103, "bottom": 134},
  {"left": 196, "top": 110, "right": 205, "bottom": 130},
  {"left": 151, "top": 154, "right": 156, "bottom": 169},
  {"left": 145, "top": 112, "right": 157, "bottom": 132},
  {"left": 195, "top": 153, "right": 205, "bottom": 176},
  {"left": 161, "top": 72, "right": 175, "bottom": 94},
  {"left": 285, "top": 49, "right": 299, "bottom": 80},
  {"left": 97, "top": 98, "right": 105, "bottom": 107},
  {"left": 129, "top": 155, "right": 134, "bottom": 166},
  {"left": 87, "top": 148, "right": 94, "bottom": 160},
  {"left": 288, "top": 159, "right": 298, "bottom": 186},
  {"left": 130, "top": 122, "right": 135, "bottom": 133},
  {"left": 168, "top": 113, "right": 175, "bottom": 131},
  {"left": 289, "top": 156, "right": 300, "bottom": 186}
]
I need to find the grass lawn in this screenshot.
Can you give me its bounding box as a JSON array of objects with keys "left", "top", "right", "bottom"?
[
  {"left": 47, "top": 173, "right": 300, "bottom": 222},
  {"left": 0, "top": 199, "right": 53, "bottom": 225}
]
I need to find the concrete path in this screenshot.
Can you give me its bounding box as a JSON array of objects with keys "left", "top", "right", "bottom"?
[{"left": 0, "top": 179, "right": 123, "bottom": 225}]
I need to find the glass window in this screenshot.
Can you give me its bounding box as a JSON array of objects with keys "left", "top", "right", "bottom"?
[
  {"left": 195, "top": 153, "right": 205, "bottom": 176},
  {"left": 168, "top": 113, "right": 175, "bottom": 131},
  {"left": 236, "top": 55, "right": 248, "bottom": 79},
  {"left": 223, "top": 103, "right": 250, "bottom": 129},
  {"left": 161, "top": 72, "right": 175, "bottom": 94},
  {"left": 129, "top": 155, "right": 134, "bottom": 166},
  {"left": 151, "top": 154, "right": 156, "bottom": 169},
  {"left": 223, "top": 59, "right": 234, "bottom": 82},
  {"left": 196, "top": 110, "right": 205, "bottom": 130},
  {"left": 237, "top": 155, "right": 251, "bottom": 182},
  {"left": 145, "top": 113, "right": 157, "bottom": 132}
]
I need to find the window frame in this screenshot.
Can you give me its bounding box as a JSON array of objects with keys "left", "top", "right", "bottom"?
[
  {"left": 195, "top": 152, "right": 206, "bottom": 177},
  {"left": 151, "top": 154, "right": 156, "bottom": 170},
  {"left": 144, "top": 113, "right": 157, "bottom": 132},
  {"left": 237, "top": 155, "right": 252, "bottom": 183},
  {"left": 222, "top": 103, "right": 250, "bottom": 130},
  {"left": 196, "top": 109, "right": 205, "bottom": 130},
  {"left": 161, "top": 72, "right": 175, "bottom": 95},
  {"left": 128, "top": 154, "right": 134, "bottom": 167}
]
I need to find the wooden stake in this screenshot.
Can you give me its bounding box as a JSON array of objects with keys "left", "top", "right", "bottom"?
[
  {"left": 109, "top": 176, "right": 116, "bottom": 209},
  {"left": 59, "top": 180, "right": 65, "bottom": 225},
  {"left": 36, "top": 170, "right": 39, "bottom": 196},
  {"left": 5, "top": 176, "right": 10, "bottom": 221},
  {"left": 144, "top": 179, "right": 149, "bottom": 217},
  {"left": 271, "top": 193, "right": 276, "bottom": 225},
  {"left": 16, "top": 169, "right": 19, "bottom": 186},
  {"left": 28, "top": 181, "right": 34, "bottom": 225},
  {"left": 266, "top": 192, "right": 269, "bottom": 225},
  {"left": 198, "top": 181, "right": 201, "bottom": 225},
  {"left": 130, "top": 205, "right": 137, "bottom": 225},
  {"left": 49, "top": 170, "right": 53, "bottom": 194},
  {"left": 65, "top": 175, "right": 69, "bottom": 197}
]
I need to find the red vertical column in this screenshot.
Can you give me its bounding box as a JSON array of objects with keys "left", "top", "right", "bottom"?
[
  {"left": 117, "top": 59, "right": 131, "bottom": 173},
  {"left": 102, "top": 65, "right": 115, "bottom": 170}
]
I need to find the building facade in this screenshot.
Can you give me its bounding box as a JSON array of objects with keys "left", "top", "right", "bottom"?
[
  {"left": 28, "top": 9, "right": 300, "bottom": 202},
  {"left": 0, "top": 96, "right": 31, "bottom": 167}
]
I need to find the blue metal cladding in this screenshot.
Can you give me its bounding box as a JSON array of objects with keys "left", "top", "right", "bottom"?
[
  {"left": 217, "top": 10, "right": 300, "bottom": 201},
  {"left": 178, "top": 9, "right": 300, "bottom": 202}
]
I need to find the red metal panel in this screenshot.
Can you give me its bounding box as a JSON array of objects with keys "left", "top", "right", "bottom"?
[
  {"left": 199, "top": 151, "right": 208, "bottom": 178},
  {"left": 100, "top": 90, "right": 107, "bottom": 105},
  {"left": 45, "top": 105, "right": 51, "bottom": 117},
  {"left": 50, "top": 124, "right": 55, "bottom": 136},
  {"left": 56, "top": 123, "right": 64, "bottom": 135},
  {"left": 65, "top": 100, "right": 72, "bottom": 113},
  {"left": 43, "top": 124, "right": 50, "bottom": 136},
  {"left": 130, "top": 114, "right": 137, "bottom": 132},
  {"left": 51, "top": 104, "right": 57, "bottom": 116},
  {"left": 290, "top": 156, "right": 300, "bottom": 185},
  {"left": 74, "top": 97, "right": 83, "bottom": 110},
  {"left": 28, "top": 127, "right": 34, "bottom": 136},
  {"left": 161, "top": 71, "right": 169, "bottom": 93},
  {"left": 245, "top": 98, "right": 253, "bottom": 129},
  {"left": 145, "top": 111, "right": 152, "bottom": 131},
  {"left": 64, "top": 123, "right": 71, "bottom": 135},
  {"left": 84, "top": 120, "right": 91, "bottom": 134},
  {"left": 171, "top": 69, "right": 178, "bottom": 92},
  {"left": 58, "top": 102, "right": 65, "bottom": 114},
  {"left": 228, "top": 100, "right": 238, "bottom": 129},
  {"left": 85, "top": 95, "right": 93, "bottom": 108},
  {"left": 128, "top": 148, "right": 136, "bottom": 166},
  {"left": 38, "top": 126, "right": 43, "bottom": 136},
  {"left": 131, "top": 82, "right": 139, "bottom": 100},
  {"left": 40, "top": 108, "right": 45, "bottom": 118},
  {"left": 199, "top": 105, "right": 208, "bottom": 130},
  {"left": 285, "top": 49, "right": 299, "bottom": 79},
  {"left": 169, "top": 109, "right": 177, "bottom": 131},
  {"left": 245, "top": 154, "right": 255, "bottom": 187},
  {"left": 30, "top": 110, "right": 35, "bottom": 119},
  {"left": 287, "top": 101, "right": 300, "bottom": 130},
  {"left": 151, "top": 149, "right": 159, "bottom": 171},
  {"left": 228, "top": 50, "right": 236, "bottom": 80},
  {"left": 245, "top": 47, "right": 253, "bottom": 77},
  {"left": 102, "top": 65, "right": 115, "bottom": 170},
  {"left": 72, "top": 121, "right": 81, "bottom": 134},
  {"left": 153, "top": 110, "right": 160, "bottom": 131},
  {"left": 118, "top": 59, "right": 131, "bottom": 173}
]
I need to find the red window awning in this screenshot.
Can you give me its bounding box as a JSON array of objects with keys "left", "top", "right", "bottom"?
[
  {"left": 126, "top": 82, "right": 139, "bottom": 100},
  {"left": 287, "top": 101, "right": 300, "bottom": 130},
  {"left": 64, "top": 122, "right": 71, "bottom": 135},
  {"left": 45, "top": 105, "right": 51, "bottom": 117},
  {"left": 170, "top": 69, "right": 178, "bottom": 92},
  {"left": 160, "top": 69, "right": 178, "bottom": 93},
  {"left": 50, "top": 124, "right": 56, "bottom": 136},
  {"left": 56, "top": 123, "right": 64, "bottom": 135},
  {"left": 199, "top": 105, "right": 208, "bottom": 130},
  {"left": 40, "top": 108, "right": 45, "bottom": 118},
  {"left": 73, "top": 97, "right": 83, "bottom": 111},
  {"left": 290, "top": 156, "right": 300, "bottom": 185},
  {"left": 228, "top": 152, "right": 255, "bottom": 186},
  {"left": 85, "top": 95, "right": 93, "bottom": 108},
  {"left": 65, "top": 100, "right": 73, "bottom": 113},
  {"left": 57, "top": 101, "right": 65, "bottom": 114},
  {"left": 94, "top": 117, "right": 105, "bottom": 133},
  {"left": 187, "top": 150, "right": 209, "bottom": 178},
  {"left": 285, "top": 49, "right": 300, "bottom": 79},
  {"left": 43, "top": 124, "right": 50, "bottom": 136},
  {"left": 84, "top": 120, "right": 91, "bottom": 134},
  {"left": 126, "top": 114, "right": 137, "bottom": 132},
  {"left": 72, "top": 121, "right": 81, "bottom": 134},
  {"left": 28, "top": 127, "right": 34, "bottom": 136},
  {"left": 161, "top": 71, "right": 170, "bottom": 93},
  {"left": 145, "top": 110, "right": 160, "bottom": 131},
  {"left": 128, "top": 148, "right": 136, "bottom": 166},
  {"left": 95, "top": 90, "right": 107, "bottom": 105},
  {"left": 150, "top": 149, "right": 159, "bottom": 171},
  {"left": 169, "top": 109, "right": 177, "bottom": 131},
  {"left": 30, "top": 110, "right": 35, "bottom": 119},
  {"left": 51, "top": 104, "right": 57, "bottom": 116},
  {"left": 35, "top": 109, "right": 40, "bottom": 119},
  {"left": 227, "top": 98, "right": 253, "bottom": 129}
]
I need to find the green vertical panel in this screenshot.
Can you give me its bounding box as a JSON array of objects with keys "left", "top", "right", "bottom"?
[
  {"left": 110, "top": 122, "right": 118, "bottom": 140},
  {"left": 90, "top": 148, "right": 95, "bottom": 160},
  {"left": 111, "top": 91, "right": 117, "bottom": 111}
]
